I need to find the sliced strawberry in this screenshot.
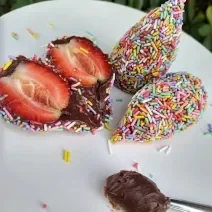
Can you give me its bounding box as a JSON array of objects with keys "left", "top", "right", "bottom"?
[
  {"left": 48, "top": 36, "right": 111, "bottom": 87},
  {"left": 0, "top": 59, "right": 70, "bottom": 123}
]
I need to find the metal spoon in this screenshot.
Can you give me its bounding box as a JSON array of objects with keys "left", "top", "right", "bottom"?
[{"left": 169, "top": 199, "right": 212, "bottom": 212}]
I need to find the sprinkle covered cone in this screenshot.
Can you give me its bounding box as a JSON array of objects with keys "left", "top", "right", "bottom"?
[
  {"left": 110, "top": 72, "right": 207, "bottom": 144},
  {"left": 110, "top": 0, "right": 186, "bottom": 94}
]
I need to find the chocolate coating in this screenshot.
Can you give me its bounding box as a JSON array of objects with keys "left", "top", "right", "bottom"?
[
  {"left": 105, "top": 171, "right": 170, "bottom": 212},
  {"left": 0, "top": 56, "right": 113, "bottom": 130},
  {"left": 47, "top": 37, "right": 113, "bottom": 129},
  {"left": 60, "top": 77, "right": 112, "bottom": 128}
]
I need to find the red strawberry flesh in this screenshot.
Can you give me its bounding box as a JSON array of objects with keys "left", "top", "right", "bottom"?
[
  {"left": 48, "top": 36, "right": 111, "bottom": 87},
  {"left": 0, "top": 58, "right": 70, "bottom": 124}
]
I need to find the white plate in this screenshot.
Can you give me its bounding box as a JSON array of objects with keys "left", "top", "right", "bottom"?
[{"left": 0, "top": 1, "right": 212, "bottom": 211}]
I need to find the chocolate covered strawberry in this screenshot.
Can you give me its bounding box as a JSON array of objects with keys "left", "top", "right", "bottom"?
[
  {"left": 0, "top": 37, "right": 114, "bottom": 134},
  {"left": 45, "top": 36, "right": 114, "bottom": 133},
  {"left": 0, "top": 56, "right": 70, "bottom": 124},
  {"left": 47, "top": 36, "right": 111, "bottom": 86}
]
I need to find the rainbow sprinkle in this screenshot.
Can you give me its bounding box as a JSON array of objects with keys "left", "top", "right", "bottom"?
[
  {"left": 110, "top": 72, "right": 207, "bottom": 143},
  {"left": 2, "top": 60, "right": 12, "bottom": 71},
  {"left": 116, "top": 98, "right": 123, "bottom": 102},
  {"left": 80, "top": 47, "right": 89, "bottom": 54},
  {"left": 63, "top": 149, "right": 71, "bottom": 163},
  {"left": 158, "top": 145, "right": 169, "bottom": 153},
  {"left": 104, "top": 122, "right": 111, "bottom": 131},
  {"left": 107, "top": 140, "right": 113, "bottom": 155},
  {"left": 41, "top": 203, "right": 47, "bottom": 209},
  {"left": 165, "top": 146, "right": 172, "bottom": 154},
  {"left": 8, "top": 55, "right": 16, "bottom": 60},
  {"left": 11, "top": 32, "right": 18, "bottom": 40},
  {"left": 48, "top": 23, "right": 55, "bottom": 29},
  {"left": 26, "top": 28, "right": 39, "bottom": 39},
  {"left": 86, "top": 31, "right": 97, "bottom": 44},
  {"left": 110, "top": 0, "right": 186, "bottom": 94},
  {"left": 204, "top": 124, "right": 212, "bottom": 136},
  {"left": 132, "top": 161, "right": 141, "bottom": 173},
  {"left": 0, "top": 95, "right": 8, "bottom": 101}
]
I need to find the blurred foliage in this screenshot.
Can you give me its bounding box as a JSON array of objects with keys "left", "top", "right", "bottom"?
[
  {"left": 0, "top": 0, "right": 48, "bottom": 15},
  {"left": 0, "top": 0, "right": 212, "bottom": 51},
  {"left": 104, "top": 0, "right": 212, "bottom": 51}
]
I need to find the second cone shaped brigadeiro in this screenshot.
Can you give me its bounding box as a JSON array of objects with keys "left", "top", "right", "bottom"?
[{"left": 110, "top": 0, "right": 186, "bottom": 94}]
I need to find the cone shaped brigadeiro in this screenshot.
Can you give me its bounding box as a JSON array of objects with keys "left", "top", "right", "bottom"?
[
  {"left": 110, "top": 72, "right": 207, "bottom": 144},
  {"left": 110, "top": 0, "right": 186, "bottom": 94}
]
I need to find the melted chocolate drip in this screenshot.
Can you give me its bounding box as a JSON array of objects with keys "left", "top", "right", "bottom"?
[{"left": 105, "top": 171, "right": 170, "bottom": 212}]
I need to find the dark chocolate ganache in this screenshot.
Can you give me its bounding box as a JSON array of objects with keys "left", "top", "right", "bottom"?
[{"left": 105, "top": 171, "right": 170, "bottom": 212}]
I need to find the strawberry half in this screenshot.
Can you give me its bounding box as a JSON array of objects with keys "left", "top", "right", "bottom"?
[
  {"left": 47, "top": 36, "right": 112, "bottom": 87},
  {"left": 0, "top": 57, "right": 70, "bottom": 124}
]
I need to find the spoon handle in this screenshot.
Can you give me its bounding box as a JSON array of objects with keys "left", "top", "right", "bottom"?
[{"left": 169, "top": 199, "right": 212, "bottom": 212}]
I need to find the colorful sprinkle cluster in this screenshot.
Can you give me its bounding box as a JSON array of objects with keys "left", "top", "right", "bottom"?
[
  {"left": 110, "top": 0, "right": 186, "bottom": 94},
  {"left": 110, "top": 72, "right": 207, "bottom": 143},
  {"left": 0, "top": 108, "right": 106, "bottom": 133}
]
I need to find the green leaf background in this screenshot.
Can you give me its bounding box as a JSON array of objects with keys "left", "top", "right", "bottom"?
[
  {"left": 0, "top": 0, "right": 212, "bottom": 51},
  {"left": 206, "top": 5, "right": 212, "bottom": 25}
]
